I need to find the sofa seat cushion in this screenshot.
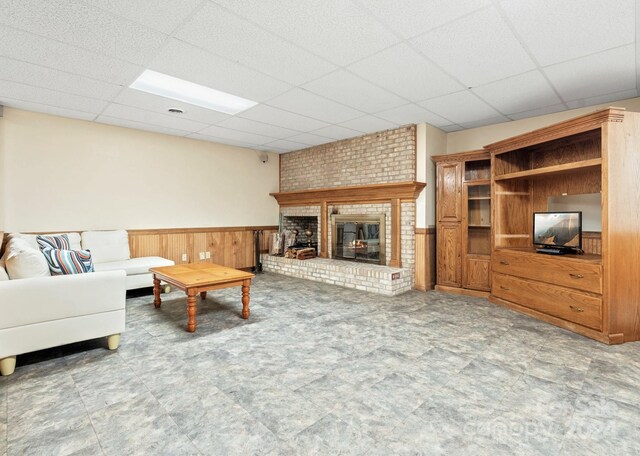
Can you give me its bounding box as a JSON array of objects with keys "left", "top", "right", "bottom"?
[
  {"left": 93, "top": 256, "right": 174, "bottom": 276},
  {"left": 81, "top": 230, "right": 130, "bottom": 264}
]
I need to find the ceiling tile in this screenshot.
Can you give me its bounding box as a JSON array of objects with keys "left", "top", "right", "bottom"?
[
  {"left": 339, "top": 115, "right": 398, "bottom": 133},
  {"left": 376, "top": 103, "right": 452, "bottom": 127},
  {"left": 347, "top": 43, "right": 464, "bottom": 101},
  {"left": 196, "top": 125, "right": 275, "bottom": 145},
  {"left": 359, "top": 0, "right": 490, "bottom": 39},
  {"left": 149, "top": 39, "right": 292, "bottom": 103},
  {"left": 507, "top": 103, "right": 567, "bottom": 120},
  {"left": 544, "top": 45, "right": 636, "bottom": 102},
  {"left": 266, "top": 88, "right": 363, "bottom": 124},
  {"left": 113, "top": 88, "right": 231, "bottom": 124},
  {"left": 472, "top": 70, "right": 562, "bottom": 115},
  {"left": 82, "top": 0, "right": 203, "bottom": 34},
  {"left": 97, "top": 115, "right": 192, "bottom": 137},
  {"left": 285, "top": 133, "right": 334, "bottom": 147},
  {"left": 101, "top": 103, "right": 209, "bottom": 132},
  {"left": 0, "top": 56, "right": 123, "bottom": 101},
  {"left": 500, "top": 0, "right": 635, "bottom": 66},
  {"left": 0, "top": 80, "right": 108, "bottom": 114},
  {"left": 176, "top": 2, "right": 336, "bottom": 86},
  {"left": 566, "top": 89, "right": 639, "bottom": 110},
  {"left": 302, "top": 70, "right": 406, "bottom": 113},
  {"left": 0, "top": 27, "right": 143, "bottom": 85},
  {"left": 439, "top": 124, "right": 464, "bottom": 132},
  {"left": 211, "top": 0, "right": 401, "bottom": 65},
  {"left": 311, "top": 125, "right": 363, "bottom": 141},
  {"left": 0, "top": 99, "right": 97, "bottom": 121},
  {"left": 0, "top": 0, "right": 167, "bottom": 65},
  {"left": 412, "top": 7, "right": 535, "bottom": 87},
  {"left": 254, "top": 144, "right": 290, "bottom": 153},
  {"left": 187, "top": 133, "right": 258, "bottom": 149},
  {"left": 214, "top": 117, "right": 301, "bottom": 139},
  {"left": 419, "top": 91, "right": 502, "bottom": 124},
  {"left": 459, "top": 115, "right": 510, "bottom": 129},
  {"left": 239, "top": 105, "right": 330, "bottom": 131},
  {"left": 262, "top": 139, "right": 310, "bottom": 152}
]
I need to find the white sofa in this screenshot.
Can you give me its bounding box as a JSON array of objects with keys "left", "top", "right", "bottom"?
[
  {"left": 80, "top": 230, "right": 174, "bottom": 290},
  {"left": 0, "top": 229, "right": 173, "bottom": 376},
  {"left": 0, "top": 269, "right": 126, "bottom": 376}
]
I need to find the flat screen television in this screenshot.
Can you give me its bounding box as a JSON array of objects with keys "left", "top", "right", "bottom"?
[{"left": 533, "top": 211, "right": 582, "bottom": 251}]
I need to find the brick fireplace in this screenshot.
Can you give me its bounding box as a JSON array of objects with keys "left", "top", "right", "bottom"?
[{"left": 263, "top": 125, "right": 424, "bottom": 295}]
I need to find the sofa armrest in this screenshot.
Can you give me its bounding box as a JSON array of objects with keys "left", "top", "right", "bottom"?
[{"left": 0, "top": 270, "right": 126, "bottom": 330}]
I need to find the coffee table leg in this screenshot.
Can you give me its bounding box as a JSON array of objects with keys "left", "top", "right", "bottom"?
[
  {"left": 241, "top": 279, "right": 251, "bottom": 319},
  {"left": 186, "top": 290, "right": 197, "bottom": 332},
  {"left": 200, "top": 291, "right": 207, "bottom": 300},
  {"left": 153, "top": 275, "right": 161, "bottom": 308}
]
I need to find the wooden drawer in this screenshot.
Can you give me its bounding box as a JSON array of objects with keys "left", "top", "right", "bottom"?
[
  {"left": 493, "top": 273, "right": 602, "bottom": 331},
  {"left": 493, "top": 250, "right": 602, "bottom": 294}
]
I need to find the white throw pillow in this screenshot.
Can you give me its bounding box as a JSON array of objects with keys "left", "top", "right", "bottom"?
[
  {"left": 9, "top": 232, "right": 82, "bottom": 250},
  {"left": 81, "top": 230, "right": 130, "bottom": 264},
  {"left": 4, "top": 237, "right": 51, "bottom": 279}
]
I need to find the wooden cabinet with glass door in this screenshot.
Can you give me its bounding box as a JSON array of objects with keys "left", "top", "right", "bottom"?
[{"left": 433, "top": 150, "right": 491, "bottom": 297}]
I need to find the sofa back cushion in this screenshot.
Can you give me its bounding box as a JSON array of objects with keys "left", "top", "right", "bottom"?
[
  {"left": 41, "top": 248, "right": 95, "bottom": 275},
  {"left": 9, "top": 232, "right": 82, "bottom": 251},
  {"left": 36, "top": 234, "right": 71, "bottom": 251},
  {"left": 81, "top": 230, "right": 130, "bottom": 264},
  {"left": 3, "top": 238, "right": 51, "bottom": 279}
]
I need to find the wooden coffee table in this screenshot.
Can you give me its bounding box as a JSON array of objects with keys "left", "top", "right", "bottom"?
[{"left": 149, "top": 263, "right": 255, "bottom": 332}]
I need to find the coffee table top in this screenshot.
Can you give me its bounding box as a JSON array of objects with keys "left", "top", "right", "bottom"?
[{"left": 150, "top": 263, "right": 255, "bottom": 287}]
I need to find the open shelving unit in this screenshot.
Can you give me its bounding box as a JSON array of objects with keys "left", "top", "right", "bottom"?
[{"left": 486, "top": 108, "right": 640, "bottom": 344}]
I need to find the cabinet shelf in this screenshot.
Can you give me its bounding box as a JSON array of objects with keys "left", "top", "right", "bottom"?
[
  {"left": 494, "top": 158, "right": 602, "bottom": 181},
  {"left": 468, "top": 224, "right": 491, "bottom": 228},
  {"left": 468, "top": 197, "right": 491, "bottom": 200}
]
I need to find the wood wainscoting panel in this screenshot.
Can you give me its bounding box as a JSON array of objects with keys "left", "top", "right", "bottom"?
[
  {"left": 128, "top": 226, "right": 277, "bottom": 270},
  {"left": 414, "top": 227, "right": 436, "bottom": 291}
]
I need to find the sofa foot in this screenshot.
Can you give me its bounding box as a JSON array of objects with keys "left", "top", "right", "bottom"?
[
  {"left": 0, "top": 356, "right": 16, "bottom": 376},
  {"left": 107, "top": 334, "right": 121, "bottom": 350}
]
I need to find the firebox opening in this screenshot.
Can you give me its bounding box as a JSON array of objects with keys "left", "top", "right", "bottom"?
[{"left": 331, "top": 214, "right": 386, "bottom": 265}]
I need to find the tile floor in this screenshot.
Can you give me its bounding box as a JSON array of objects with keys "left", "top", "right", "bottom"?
[{"left": 1, "top": 272, "right": 639, "bottom": 455}]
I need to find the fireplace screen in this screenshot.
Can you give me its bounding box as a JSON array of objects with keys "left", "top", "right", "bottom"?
[{"left": 332, "top": 214, "right": 385, "bottom": 265}]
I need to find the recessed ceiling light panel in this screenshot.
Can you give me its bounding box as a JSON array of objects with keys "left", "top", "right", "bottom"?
[{"left": 130, "top": 70, "right": 257, "bottom": 115}]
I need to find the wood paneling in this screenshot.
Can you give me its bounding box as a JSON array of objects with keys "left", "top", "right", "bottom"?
[
  {"left": 414, "top": 228, "right": 436, "bottom": 291},
  {"left": 128, "top": 226, "right": 278, "bottom": 270}
]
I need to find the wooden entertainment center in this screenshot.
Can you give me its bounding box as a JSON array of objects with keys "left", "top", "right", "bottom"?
[{"left": 435, "top": 108, "right": 640, "bottom": 344}]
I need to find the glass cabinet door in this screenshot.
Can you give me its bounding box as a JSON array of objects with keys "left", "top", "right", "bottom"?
[{"left": 467, "top": 184, "right": 491, "bottom": 255}]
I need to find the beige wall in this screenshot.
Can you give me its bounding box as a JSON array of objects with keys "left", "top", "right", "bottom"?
[
  {"left": 0, "top": 108, "right": 5, "bottom": 233},
  {"left": 2, "top": 108, "right": 279, "bottom": 232},
  {"left": 416, "top": 123, "right": 446, "bottom": 228},
  {"left": 447, "top": 96, "right": 640, "bottom": 153}
]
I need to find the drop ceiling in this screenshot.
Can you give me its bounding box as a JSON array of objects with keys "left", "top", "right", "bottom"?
[{"left": 0, "top": 0, "right": 637, "bottom": 152}]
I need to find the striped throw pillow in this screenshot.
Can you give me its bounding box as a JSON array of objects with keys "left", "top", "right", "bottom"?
[
  {"left": 37, "top": 234, "right": 71, "bottom": 251},
  {"left": 41, "top": 248, "right": 94, "bottom": 275}
]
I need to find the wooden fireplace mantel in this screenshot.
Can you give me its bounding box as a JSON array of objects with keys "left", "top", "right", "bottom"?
[
  {"left": 270, "top": 181, "right": 426, "bottom": 206},
  {"left": 270, "top": 181, "right": 426, "bottom": 267}
]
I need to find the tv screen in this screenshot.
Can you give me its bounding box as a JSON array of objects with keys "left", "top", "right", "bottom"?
[{"left": 533, "top": 212, "right": 582, "bottom": 249}]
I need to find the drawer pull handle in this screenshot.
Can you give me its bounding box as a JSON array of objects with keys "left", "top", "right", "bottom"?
[
  {"left": 500, "top": 261, "right": 509, "bottom": 265},
  {"left": 500, "top": 285, "right": 510, "bottom": 291},
  {"left": 569, "top": 273, "right": 584, "bottom": 279},
  {"left": 569, "top": 305, "right": 585, "bottom": 313}
]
